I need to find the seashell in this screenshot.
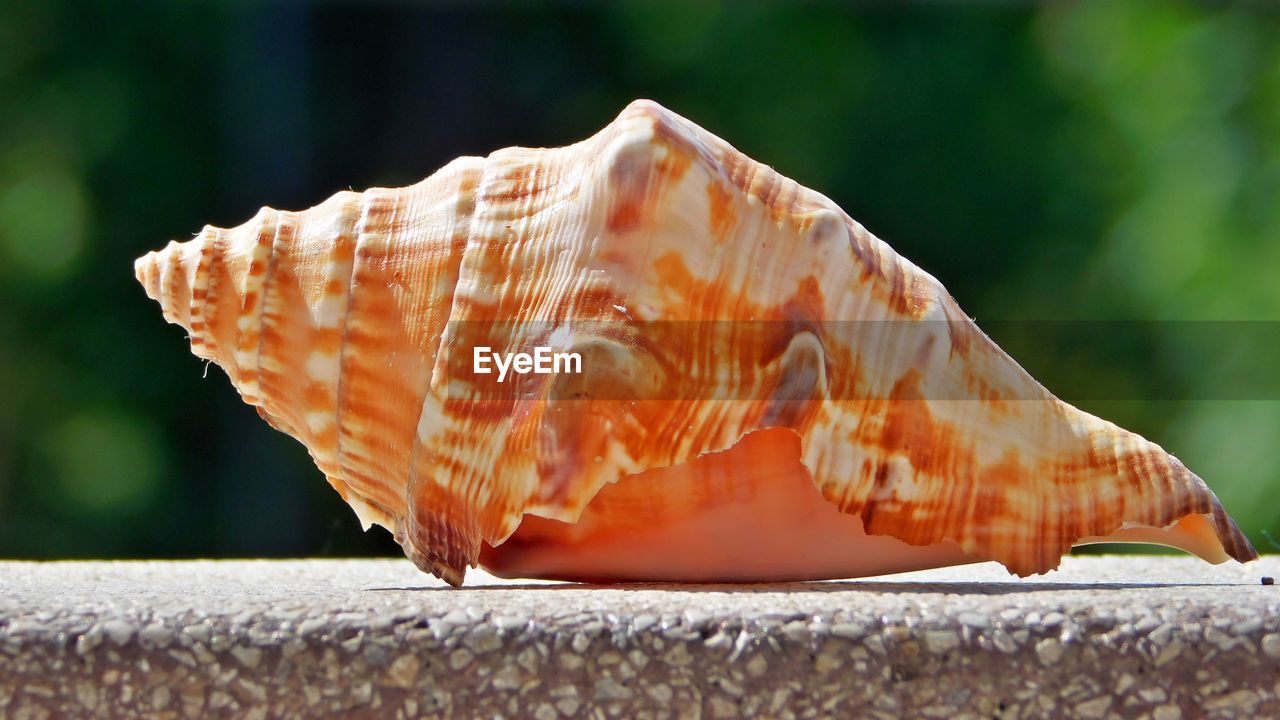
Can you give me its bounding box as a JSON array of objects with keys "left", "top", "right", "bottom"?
[{"left": 135, "top": 99, "right": 1256, "bottom": 586}]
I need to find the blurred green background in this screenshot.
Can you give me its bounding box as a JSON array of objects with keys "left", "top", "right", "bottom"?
[{"left": 0, "top": 1, "right": 1276, "bottom": 561}]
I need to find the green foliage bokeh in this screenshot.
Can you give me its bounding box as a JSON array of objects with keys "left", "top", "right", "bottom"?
[{"left": 0, "top": 1, "right": 1276, "bottom": 560}]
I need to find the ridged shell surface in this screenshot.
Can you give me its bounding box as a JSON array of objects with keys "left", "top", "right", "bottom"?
[{"left": 136, "top": 100, "right": 1256, "bottom": 586}]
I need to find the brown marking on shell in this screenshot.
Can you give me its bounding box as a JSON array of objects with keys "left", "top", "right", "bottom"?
[
  {"left": 605, "top": 128, "right": 693, "bottom": 235},
  {"left": 880, "top": 369, "right": 978, "bottom": 483},
  {"left": 779, "top": 275, "right": 826, "bottom": 321},
  {"left": 655, "top": 137, "right": 693, "bottom": 186},
  {"left": 900, "top": 272, "right": 935, "bottom": 318},
  {"left": 706, "top": 179, "right": 737, "bottom": 241},
  {"left": 605, "top": 144, "right": 655, "bottom": 234},
  {"left": 204, "top": 229, "right": 240, "bottom": 373},
  {"left": 941, "top": 297, "right": 976, "bottom": 358},
  {"left": 485, "top": 162, "right": 547, "bottom": 204},
  {"left": 230, "top": 212, "right": 278, "bottom": 404},
  {"left": 187, "top": 228, "right": 218, "bottom": 358},
  {"left": 845, "top": 223, "right": 884, "bottom": 280}
]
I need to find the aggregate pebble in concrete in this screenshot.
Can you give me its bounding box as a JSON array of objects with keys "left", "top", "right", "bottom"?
[{"left": 0, "top": 556, "right": 1277, "bottom": 719}]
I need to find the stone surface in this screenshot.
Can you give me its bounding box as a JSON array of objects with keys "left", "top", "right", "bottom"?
[{"left": 0, "top": 556, "right": 1277, "bottom": 719}]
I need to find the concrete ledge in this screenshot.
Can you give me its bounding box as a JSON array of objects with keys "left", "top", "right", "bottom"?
[{"left": 1, "top": 557, "right": 1277, "bottom": 719}]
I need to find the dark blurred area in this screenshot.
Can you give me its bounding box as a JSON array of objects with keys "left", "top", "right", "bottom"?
[{"left": 0, "top": 1, "right": 1276, "bottom": 560}]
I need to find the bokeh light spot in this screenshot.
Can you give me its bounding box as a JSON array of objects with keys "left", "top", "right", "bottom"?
[
  {"left": 0, "top": 166, "right": 88, "bottom": 283},
  {"left": 40, "top": 409, "right": 165, "bottom": 515}
]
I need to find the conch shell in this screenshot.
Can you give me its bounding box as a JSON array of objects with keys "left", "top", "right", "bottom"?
[{"left": 135, "top": 100, "right": 1256, "bottom": 586}]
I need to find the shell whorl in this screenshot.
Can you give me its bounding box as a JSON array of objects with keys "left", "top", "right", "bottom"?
[{"left": 137, "top": 99, "right": 1256, "bottom": 585}]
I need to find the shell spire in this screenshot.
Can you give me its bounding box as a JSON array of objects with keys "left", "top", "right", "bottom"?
[{"left": 137, "top": 99, "right": 1256, "bottom": 586}]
